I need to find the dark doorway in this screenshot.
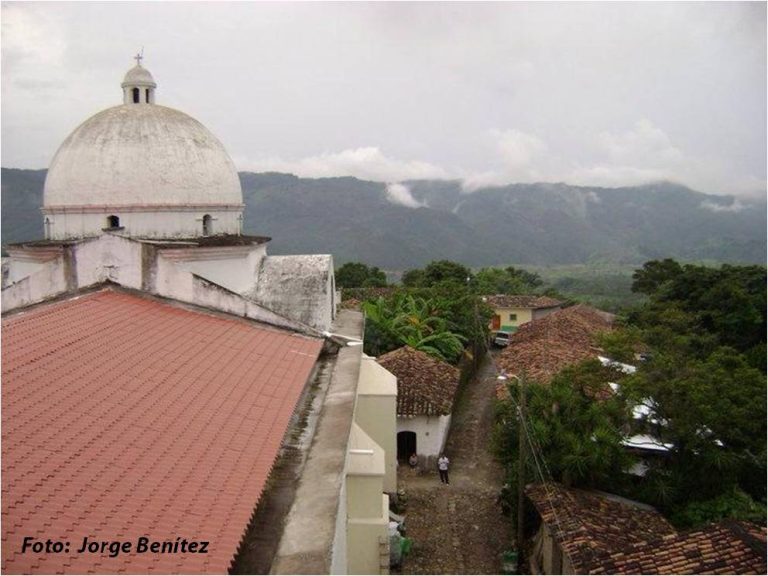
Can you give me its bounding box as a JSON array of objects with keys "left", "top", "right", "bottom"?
[
  {"left": 397, "top": 431, "right": 417, "bottom": 462},
  {"left": 107, "top": 215, "right": 120, "bottom": 228}
]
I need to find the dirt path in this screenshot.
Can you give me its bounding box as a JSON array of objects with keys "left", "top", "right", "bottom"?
[{"left": 398, "top": 352, "right": 512, "bottom": 574}]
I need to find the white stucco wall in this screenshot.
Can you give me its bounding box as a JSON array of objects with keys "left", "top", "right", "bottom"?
[
  {"left": 1, "top": 258, "right": 68, "bottom": 312},
  {"left": 346, "top": 423, "right": 389, "bottom": 575},
  {"left": 75, "top": 234, "right": 143, "bottom": 289},
  {"left": 163, "top": 244, "right": 266, "bottom": 295},
  {"left": 42, "top": 209, "right": 242, "bottom": 240},
  {"left": 2, "top": 235, "right": 333, "bottom": 335},
  {"left": 355, "top": 357, "right": 398, "bottom": 493},
  {"left": 397, "top": 414, "right": 452, "bottom": 458}
]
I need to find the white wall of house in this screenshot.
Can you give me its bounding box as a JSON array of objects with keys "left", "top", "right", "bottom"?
[
  {"left": 355, "top": 357, "right": 397, "bottom": 493},
  {"left": 397, "top": 414, "right": 452, "bottom": 458},
  {"left": 345, "top": 423, "right": 389, "bottom": 575}
]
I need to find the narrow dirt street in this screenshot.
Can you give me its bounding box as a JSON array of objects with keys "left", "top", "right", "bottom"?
[{"left": 398, "top": 352, "right": 512, "bottom": 574}]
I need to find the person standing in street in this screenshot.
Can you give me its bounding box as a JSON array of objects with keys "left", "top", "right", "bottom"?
[{"left": 437, "top": 454, "right": 450, "bottom": 484}]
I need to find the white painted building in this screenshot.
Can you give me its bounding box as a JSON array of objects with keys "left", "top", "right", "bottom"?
[
  {"left": 376, "top": 346, "right": 460, "bottom": 464},
  {"left": 1, "top": 58, "right": 399, "bottom": 575},
  {"left": 2, "top": 59, "right": 335, "bottom": 333}
]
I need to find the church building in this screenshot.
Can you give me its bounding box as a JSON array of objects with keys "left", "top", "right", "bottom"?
[{"left": 2, "top": 58, "right": 397, "bottom": 575}]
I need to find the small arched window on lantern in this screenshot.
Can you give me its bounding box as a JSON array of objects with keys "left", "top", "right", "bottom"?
[
  {"left": 202, "top": 214, "right": 213, "bottom": 236},
  {"left": 44, "top": 218, "right": 52, "bottom": 240},
  {"left": 107, "top": 215, "right": 121, "bottom": 229}
]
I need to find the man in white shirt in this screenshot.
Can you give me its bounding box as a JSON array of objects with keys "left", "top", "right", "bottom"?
[{"left": 437, "top": 454, "right": 450, "bottom": 484}]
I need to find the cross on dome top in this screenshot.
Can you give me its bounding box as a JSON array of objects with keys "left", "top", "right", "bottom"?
[{"left": 121, "top": 53, "right": 156, "bottom": 105}]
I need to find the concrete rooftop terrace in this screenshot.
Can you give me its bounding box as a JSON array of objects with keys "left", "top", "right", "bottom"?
[{"left": 1, "top": 288, "right": 323, "bottom": 574}]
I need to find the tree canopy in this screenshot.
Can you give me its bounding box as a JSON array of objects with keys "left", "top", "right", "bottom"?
[
  {"left": 496, "top": 259, "right": 767, "bottom": 529},
  {"left": 335, "top": 262, "right": 388, "bottom": 288}
]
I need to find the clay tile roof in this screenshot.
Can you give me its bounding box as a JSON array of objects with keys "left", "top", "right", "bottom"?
[
  {"left": 592, "top": 520, "right": 767, "bottom": 575},
  {"left": 377, "top": 346, "right": 460, "bottom": 416},
  {"left": 1, "top": 289, "right": 323, "bottom": 574},
  {"left": 497, "top": 304, "right": 614, "bottom": 388},
  {"left": 526, "top": 483, "right": 767, "bottom": 575},
  {"left": 526, "top": 483, "right": 676, "bottom": 573},
  {"left": 483, "top": 294, "right": 563, "bottom": 309}
]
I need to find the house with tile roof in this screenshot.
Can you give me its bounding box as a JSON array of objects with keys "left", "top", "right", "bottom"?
[
  {"left": 496, "top": 304, "right": 614, "bottom": 394},
  {"left": 377, "top": 346, "right": 460, "bottom": 464},
  {"left": 482, "top": 294, "right": 562, "bottom": 333},
  {"left": 1, "top": 59, "right": 398, "bottom": 575},
  {"left": 526, "top": 482, "right": 767, "bottom": 575}
]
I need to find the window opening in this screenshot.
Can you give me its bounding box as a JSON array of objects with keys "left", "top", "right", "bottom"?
[
  {"left": 132, "top": 87, "right": 140, "bottom": 103},
  {"left": 107, "top": 215, "right": 120, "bottom": 228},
  {"left": 202, "top": 214, "right": 213, "bottom": 236}
]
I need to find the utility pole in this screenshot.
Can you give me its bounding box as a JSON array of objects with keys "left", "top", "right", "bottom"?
[{"left": 517, "top": 374, "right": 526, "bottom": 565}]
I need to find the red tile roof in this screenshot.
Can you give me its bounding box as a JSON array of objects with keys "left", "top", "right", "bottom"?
[
  {"left": 526, "top": 483, "right": 675, "bottom": 570},
  {"left": 592, "top": 520, "right": 767, "bottom": 575},
  {"left": 1, "top": 289, "right": 323, "bottom": 574},
  {"left": 526, "top": 483, "right": 767, "bottom": 574},
  {"left": 483, "top": 294, "right": 562, "bottom": 309},
  {"left": 377, "top": 346, "right": 460, "bottom": 416},
  {"left": 497, "top": 304, "right": 614, "bottom": 389}
]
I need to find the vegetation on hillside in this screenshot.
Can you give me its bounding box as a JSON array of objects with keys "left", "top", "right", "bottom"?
[{"left": 4, "top": 169, "right": 766, "bottom": 266}]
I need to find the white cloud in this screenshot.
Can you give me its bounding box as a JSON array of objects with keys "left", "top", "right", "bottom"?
[
  {"left": 495, "top": 129, "right": 548, "bottom": 172},
  {"left": 460, "top": 129, "right": 549, "bottom": 191},
  {"left": 597, "top": 119, "right": 684, "bottom": 166},
  {"left": 385, "top": 183, "right": 426, "bottom": 208},
  {"left": 238, "top": 147, "right": 450, "bottom": 182},
  {"left": 700, "top": 198, "right": 747, "bottom": 213}
]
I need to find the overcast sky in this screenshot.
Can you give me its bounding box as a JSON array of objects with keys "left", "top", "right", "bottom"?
[{"left": 2, "top": 1, "right": 766, "bottom": 196}]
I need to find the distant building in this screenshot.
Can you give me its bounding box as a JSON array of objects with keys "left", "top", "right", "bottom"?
[
  {"left": 526, "top": 482, "right": 767, "bottom": 575},
  {"left": 377, "top": 346, "right": 460, "bottom": 465},
  {"left": 483, "top": 294, "right": 562, "bottom": 333},
  {"left": 1, "top": 58, "right": 396, "bottom": 575}
]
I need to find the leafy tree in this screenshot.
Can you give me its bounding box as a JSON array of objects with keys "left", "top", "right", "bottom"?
[
  {"left": 613, "top": 260, "right": 766, "bottom": 524},
  {"left": 669, "top": 487, "right": 766, "bottom": 529},
  {"left": 335, "top": 262, "right": 387, "bottom": 288},
  {"left": 362, "top": 293, "right": 467, "bottom": 362},
  {"left": 622, "top": 346, "right": 766, "bottom": 510},
  {"left": 629, "top": 261, "right": 766, "bottom": 357},
  {"left": 401, "top": 268, "right": 426, "bottom": 288},
  {"left": 495, "top": 360, "right": 633, "bottom": 495},
  {"left": 473, "top": 266, "right": 543, "bottom": 295},
  {"left": 422, "top": 260, "right": 473, "bottom": 287},
  {"left": 631, "top": 258, "right": 683, "bottom": 294}
]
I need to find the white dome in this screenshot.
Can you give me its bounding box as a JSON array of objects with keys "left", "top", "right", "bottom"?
[{"left": 44, "top": 104, "right": 243, "bottom": 208}]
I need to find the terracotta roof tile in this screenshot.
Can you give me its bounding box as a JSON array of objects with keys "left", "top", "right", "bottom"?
[
  {"left": 483, "top": 294, "right": 563, "bottom": 310},
  {"left": 1, "top": 289, "right": 323, "bottom": 574},
  {"left": 527, "top": 483, "right": 767, "bottom": 574},
  {"left": 590, "top": 520, "right": 767, "bottom": 575},
  {"left": 497, "top": 304, "right": 614, "bottom": 393},
  {"left": 377, "top": 346, "right": 460, "bottom": 416},
  {"left": 526, "top": 482, "right": 675, "bottom": 573}
]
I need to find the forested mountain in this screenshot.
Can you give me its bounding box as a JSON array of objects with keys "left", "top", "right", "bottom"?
[{"left": 3, "top": 168, "right": 765, "bottom": 268}]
